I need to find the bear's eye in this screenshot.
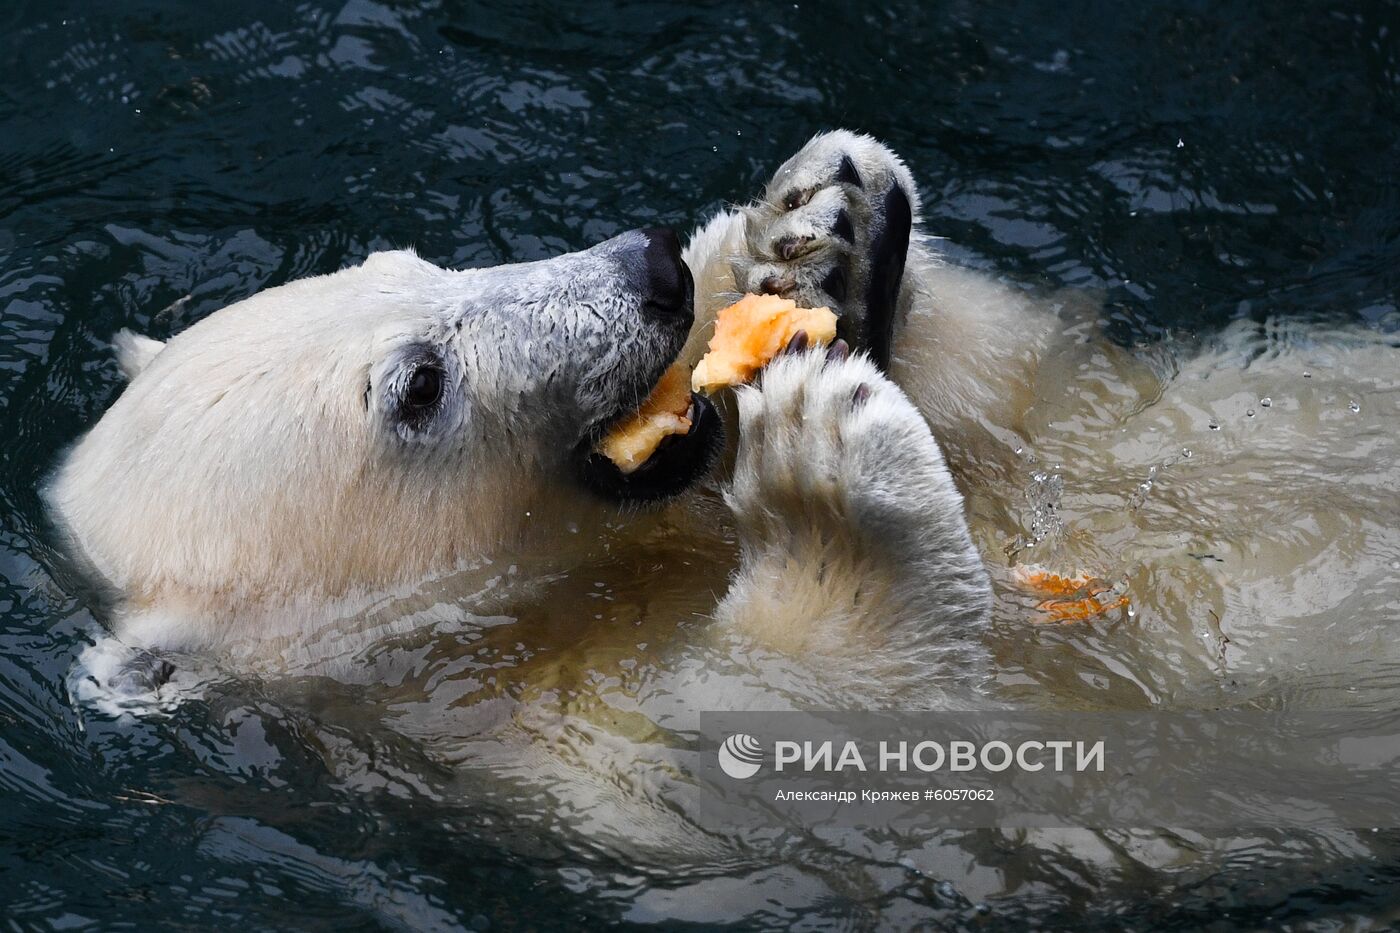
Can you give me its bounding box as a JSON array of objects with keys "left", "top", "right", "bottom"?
[{"left": 404, "top": 365, "right": 443, "bottom": 410}]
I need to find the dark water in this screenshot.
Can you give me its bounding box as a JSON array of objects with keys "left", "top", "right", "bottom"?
[{"left": 2, "top": 0, "right": 1399, "bottom": 928}]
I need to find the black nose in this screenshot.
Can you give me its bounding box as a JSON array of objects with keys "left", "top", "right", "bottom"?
[{"left": 624, "top": 227, "right": 693, "bottom": 320}]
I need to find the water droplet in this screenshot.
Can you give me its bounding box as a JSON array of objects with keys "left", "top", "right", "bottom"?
[
  {"left": 1246, "top": 409, "right": 1255, "bottom": 417},
  {"left": 1208, "top": 420, "right": 1220, "bottom": 431},
  {"left": 1259, "top": 396, "right": 1272, "bottom": 407},
  {"left": 1181, "top": 447, "right": 1192, "bottom": 458},
  {"left": 1013, "top": 446, "right": 1023, "bottom": 455},
  {"left": 1126, "top": 605, "right": 1137, "bottom": 618},
  {"left": 1302, "top": 370, "right": 1312, "bottom": 378},
  {"left": 1176, "top": 138, "right": 1185, "bottom": 148},
  {"left": 1349, "top": 400, "right": 1360, "bottom": 413}
]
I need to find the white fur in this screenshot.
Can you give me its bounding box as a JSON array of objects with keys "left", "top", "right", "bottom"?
[
  {"left": 717, "top": 349, "right": 990, "bottom": 705},
  {"left": 112, "top": 328, "right": 166, "bottom": 380},
  {"left": 49, "top": 235, "right": 699, "bottom": 657}
]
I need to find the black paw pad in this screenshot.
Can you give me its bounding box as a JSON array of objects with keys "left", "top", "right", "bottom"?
[
  {"left": 831, "top": 208, "right": 855, "bottom": 244},
  {"left": 863, "top": 184, "right": 913, "bottom": 370},
  {"left": 836, "top": 154, "right": 863, "bottom": 189},
  {"left": 820, "top": 265, "right": 847, "bottom": 303}
]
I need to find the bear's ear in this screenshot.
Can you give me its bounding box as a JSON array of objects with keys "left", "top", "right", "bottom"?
[{"left": 112, "top": 328, "right": 166, "bottom": 381}]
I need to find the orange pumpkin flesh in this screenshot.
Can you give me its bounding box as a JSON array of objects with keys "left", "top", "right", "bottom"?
[
  {"left": 1013, "top": 565, "right": 1131, "bottom": 623},
  {"left": 596, "top": 361, "right": 694, "bottom": 474},
  {"left": 691, "top": 294, "right": 838, "bottom": 395},
  {"left": 596, "top": 294, "right": 838, "bottom": 473}
]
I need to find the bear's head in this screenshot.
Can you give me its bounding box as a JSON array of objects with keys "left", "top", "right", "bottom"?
[{"left": 47, "top": 229, "right": 722, "bottom": 630}]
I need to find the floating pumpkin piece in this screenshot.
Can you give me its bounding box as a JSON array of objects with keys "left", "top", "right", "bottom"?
[{"left": 1013, "top": 565, "right": 1130, "bottom": 623}]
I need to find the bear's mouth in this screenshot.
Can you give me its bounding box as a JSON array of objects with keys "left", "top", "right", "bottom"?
[{"left": 574, "top": 378, "right": 724, "bottom": 505}]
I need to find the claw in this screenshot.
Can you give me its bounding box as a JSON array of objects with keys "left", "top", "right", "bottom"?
[
  {"left": 781, "top": 330, "right": 809, "bottom": 356},
  {"left": 825, "top": 339, "right": 850, "bottom": 364},
  {"left": 775, "top": 235, "right": 811, "bottom": 262},
  {"left": 782, "top": 188, "right": 813, "bottom": 211},
  {"left": 852, "top": 383, "right": 872, "bottom": 407},
  {"left": 759, "top": 272, "right": 796, "bottom": 296}
]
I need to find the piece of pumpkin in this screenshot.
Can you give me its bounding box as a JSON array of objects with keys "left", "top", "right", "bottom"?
[
  {"left": 1013, "top": 565, "right": 1130, "bottom": 623},
  {"left": 596, "top": 361, "right": 694, "bottom": 473},
  {"left": 691, "top": 294, "right": 838, "bottom": 395}
]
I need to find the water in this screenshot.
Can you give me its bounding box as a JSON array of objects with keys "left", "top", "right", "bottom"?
[{"left": 3, "top": 0, "right": 1400, "bottom": 928}]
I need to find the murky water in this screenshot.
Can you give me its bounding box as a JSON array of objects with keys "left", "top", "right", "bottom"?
[{"left": 4, "top": 1, "right": 1400, "bottom": 928}]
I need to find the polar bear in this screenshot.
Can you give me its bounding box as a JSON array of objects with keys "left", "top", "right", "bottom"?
[
  {"left": 52, "top": 128, "right": 1399, "bottom": 715},
  {"left": 48, "top": 173, "right": 990, "bottom": 706},
  {"left": 48, "top": 131, "right": 1400, "bottom": 892}
]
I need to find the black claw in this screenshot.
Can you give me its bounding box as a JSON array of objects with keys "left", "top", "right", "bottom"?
[
  {"left": 825, "top": 339, "right": 850, "bottom": 364},
  {"left": 863, "top": 184, "right": 913, "bottom": 370},
  {"left": 820, "top": 265, "right": 847, "bottom": 303},
  {"left": 836, "top": 154, "right": 863, "bottom": 189},
  {"left": 781, "top": 330, "right": 809, "bottom": 356},
  {"left": 831, "top": 208, "right": 855, "bottom": 244},
  {"left": 775, "top": 236, "right": 807, "bottom": 261},
  {"left": 852, "top": 384, "right": 872, "bottom": 407},
  {"left": 782, "top": 188, "right": 811, "bottom": 211}
]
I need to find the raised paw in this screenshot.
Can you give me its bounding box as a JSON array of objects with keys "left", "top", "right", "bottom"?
[
  {"left": 719, "top": 345, "right": 991, "bottom": 648},
  {"left": 734, "top": 131, "right": 919, "bottom": 368},
  {"left": 726, "top": 345, "right": 958, "bottom": 553}
]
